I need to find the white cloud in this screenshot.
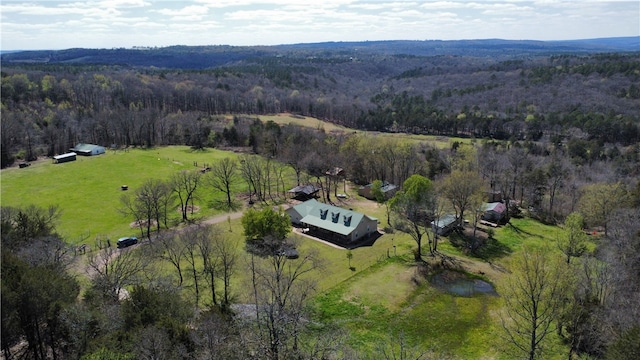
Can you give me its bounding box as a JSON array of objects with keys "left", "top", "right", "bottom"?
[
  {"left": 1, "top": 0, "right": 638, "bottom": 49},
  {"left": 156, "top": 5, "right": 209, "bottom": 17}
]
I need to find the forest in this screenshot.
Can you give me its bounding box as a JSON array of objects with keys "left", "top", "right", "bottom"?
[
  {"left": 2, "top": 43, "right": 639, "bottom": 168},
  {"left": 2, "top": 41, "right": 640, "bottom": 359}
]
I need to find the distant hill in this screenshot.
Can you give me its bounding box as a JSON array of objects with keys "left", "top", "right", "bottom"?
[{"left": 2, "top": 37, "right": 638, "bottom": 69}]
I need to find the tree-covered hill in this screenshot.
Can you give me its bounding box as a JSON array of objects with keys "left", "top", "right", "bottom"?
[
  {"left": 2, "top": 37, "right": 639, "bottom": 68},
  {"left": 1, "top": 38, "right": 639, "bottom": 167}
]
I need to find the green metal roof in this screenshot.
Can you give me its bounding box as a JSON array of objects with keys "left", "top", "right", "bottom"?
[{"left": 289, "top": 199, "right": 377, "bottom": 236}]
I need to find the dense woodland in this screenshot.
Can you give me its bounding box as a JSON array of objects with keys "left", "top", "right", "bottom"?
[
  {"left": 2, "top": 42, "right": 640, "bottom": 359},
  {"left": 2, "top": 45, "right": 640, "bottom": 167}
]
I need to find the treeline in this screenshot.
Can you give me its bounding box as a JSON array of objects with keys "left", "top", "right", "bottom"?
[
  {"left": 1, "top": 203, "right": 340, "bottom": 360},
  {"left": 2, "top": 52, "right": 639, "bottom": 167}
]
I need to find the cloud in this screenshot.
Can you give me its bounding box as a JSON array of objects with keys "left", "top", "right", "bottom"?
[
  {"left": 155, "top": 5, "right": 210, "bottom": 21},
  {"left": 1, "top": 0, "right": 638, "bottom": 49}
]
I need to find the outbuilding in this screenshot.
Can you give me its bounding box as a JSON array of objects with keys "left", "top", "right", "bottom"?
[
  {"left": 70, "top": 143, "right": 106, "bottom": 156},
  {"left": 287, "top": 184, "right": 320, "bottom": 200},
  {"left": 53, "top": 152, "right": 77, "bottom": 164},
  {"left": 358, "top": 182, "right": 398, "bottom": 200},
  {"left": 431, "top": 214, "right": 459, "bottom": 236},
  {"left": 481, "top": 202, "right": 507, "bottom": 223}
]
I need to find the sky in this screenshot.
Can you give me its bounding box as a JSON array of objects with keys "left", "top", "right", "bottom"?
[{"left": 1, "top": 0, "right": 639, "bottom": 50}]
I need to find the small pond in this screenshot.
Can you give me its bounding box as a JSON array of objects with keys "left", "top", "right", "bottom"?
[{"left": 431, "top": 271, "right": 497, "bottom": 297}]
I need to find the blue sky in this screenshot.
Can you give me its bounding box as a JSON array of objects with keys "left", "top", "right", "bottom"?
[{"left": 1, "top": 1, "right": 639, "bottom": 50}]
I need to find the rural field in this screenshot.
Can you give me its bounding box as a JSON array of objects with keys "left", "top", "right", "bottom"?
[
  {"left": 1, "top": 146, "right": 242, "bottom": 242},
  {"left": 1, "top": 142, "right": 578, "bottom": 358},
  {"left": 258, "top": 113, "right": 473, "bottom": 149}
]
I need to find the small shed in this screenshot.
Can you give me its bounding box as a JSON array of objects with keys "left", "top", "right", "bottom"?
[
  {"left": 288, "top": 184, "right": 320, "bottom": 200},
  {"left": 53, "top": 152, "right": 77, "bottom": 164},
  {"left": 70, "top": 143, "right": 106, "bottom": 156},
  {"left": 431, "top": 214, "right": 458, "bottom": 235},
  {"left": 358, "top": 182, "right": 398, "bottom": 200},
  {"left": 481, "top": 202, "right": 507, "bottom": 223}
]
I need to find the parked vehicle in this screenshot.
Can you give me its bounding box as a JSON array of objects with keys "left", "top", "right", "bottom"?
[{"left": 117, "top": 236, "right": 138, "bottom": 248}]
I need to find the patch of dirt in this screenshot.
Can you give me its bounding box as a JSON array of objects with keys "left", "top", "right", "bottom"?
[
  {"left": 177, "top": 205, "right": 200, "bottom": 214},
  {"left": 129, "top": 219, "right": 158, "bottom": 228}
]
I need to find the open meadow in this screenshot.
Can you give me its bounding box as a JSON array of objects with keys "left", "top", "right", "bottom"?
[
  {"left": 254, "top": 113, "right": 475, "bottom": 149},
  {"left": 1, "top": 146, "right": 242, "bottom": 242}
]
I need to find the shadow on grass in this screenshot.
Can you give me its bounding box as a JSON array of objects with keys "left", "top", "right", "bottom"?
[
  {"left": 448, "top": 231, "right": 512, "bottom": 262},
  {"left": 506, "top": 222, "right": 540, "bottom": 238},
  {"left": 209, "top": 199, "right": 243, "bottom": 212},
  {"left": 473, "top": 238, "right": 512, "bottom": 261}
]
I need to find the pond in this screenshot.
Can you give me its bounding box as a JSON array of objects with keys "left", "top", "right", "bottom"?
[{"left": 431, "top": 271, "right": 497, "bottom": 297}]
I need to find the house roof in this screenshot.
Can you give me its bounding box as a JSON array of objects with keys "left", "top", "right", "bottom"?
[
  {"left": 288, "top": 184, "right": 320, "bottom": 195},
  {"left": 362, "top": 182, "right": 398, "bottom": 193},
  {"left": 288, "top": 199, "right": 377, "bottom": 236},
  {"left": 483, "top": 202, "right": 506, "bottom": 213},
  {"left": 70, "top": 143, "right": 104, "bottom": 152},
  {"left": 431, "top": 214, "right": 458, "bottom": 228}
]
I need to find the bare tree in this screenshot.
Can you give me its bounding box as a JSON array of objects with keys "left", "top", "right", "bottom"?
[
  {"left": 206, "top": 157, "right": 239, "bottom": 209},
  {"left": 500, "top": 246, "right": 569, "bottom": 360},
  {"left": 180, "top": 226, "right": 207, "bottom": 308},
  {"left": 248, "top": 242, "right": 321, "bottom": 359},
  {"left": 171, "top": 170, "right": 202, "bottom": 222},
  {"left": 197, "top": 227, "right": 220, "bottom": 308},
  {"left": 600, "top": 208, "right": 640, "bottom": 351},
  {"left": 440, "top": 169, "right": 485, "bottom": 228},
  {"left": 239, "top": 154, "right": 264, "bottom": 203},
  {"left": 546, "top": 155, "right": 568, "bottom": 219},
  {"left": 120, "top": 178, "right": 173, "bottom": 240},
  {"left": 194, "top": 311, "right": 242, "bottom": 360},
  {"left": 135, "top": 326, "right": 172, "bottom": 360},
  {"left": 212, "top": 227, "right": 238, "bottom": 309},
  {"left": 154, "top": 232, "right": 186, "bottom": 286},
  {"left": 87, "top": 245, "right": 152, "bottom": 301},
  {"left": 506, "top": 147, "right": 531, "bottom": 203}
]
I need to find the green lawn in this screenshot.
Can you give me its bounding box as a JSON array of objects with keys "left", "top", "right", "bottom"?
[
  {"left": 1, "top": 146, "right": 241, "bottom": 243},
  {"left": 311, "top": 256, "right": 503, "bottom": 358}
]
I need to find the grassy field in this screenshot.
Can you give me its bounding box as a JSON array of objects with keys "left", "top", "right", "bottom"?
[
  {"left": 312, "top": 256, "right": 503, "bottom": 358},
  {"left": 1, "top": 146, "right": 243, "bottom": 243},
  {"left": 255, "top": 113, "right": 475, "bottom": 149}
]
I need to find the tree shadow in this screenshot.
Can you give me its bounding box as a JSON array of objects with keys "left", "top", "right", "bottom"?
[
  {"left": 506, "top": 222, "right": 538, "bottom": 238},
  {"left": 472, "top": 237, "right": 513, "bottom": 261},
  {"left": 448, "top": 230, "right": 512, "bottom": 261},
  {"left": 209, "top": 199, "right": 242, "bottom": 212}
]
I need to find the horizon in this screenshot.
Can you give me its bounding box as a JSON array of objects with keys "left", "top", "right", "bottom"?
[
  {"left": 1, "top": 1, "right": 638, "bottom": 51},
  {"left": 2, "top": 35, "right": 639, "bottom": 53}
]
